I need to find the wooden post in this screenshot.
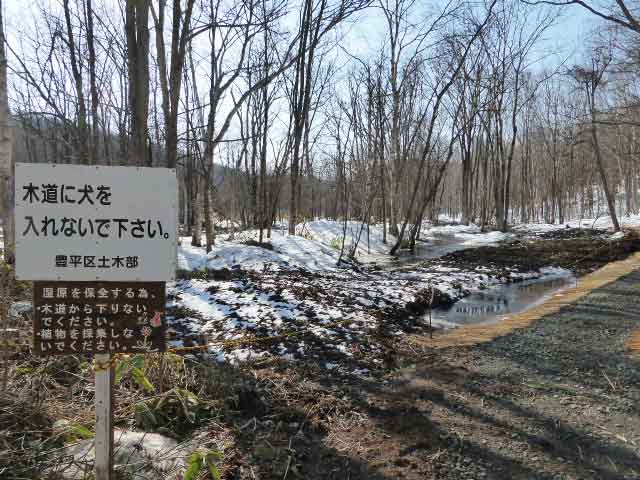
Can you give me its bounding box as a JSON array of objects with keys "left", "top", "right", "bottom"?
[{"left": 94, "top": 353, "right": 113, "bottom": 480}]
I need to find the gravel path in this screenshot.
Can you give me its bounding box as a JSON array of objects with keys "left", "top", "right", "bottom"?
[{"left": 407, "top": 269, "right": 640, "bottom": 479}]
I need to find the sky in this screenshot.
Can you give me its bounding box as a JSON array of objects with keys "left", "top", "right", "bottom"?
[
  {"left": 540, "top": 4, "right": 599, "bottom": 67},
  {"left": 339, "top": 1, "right": 598, "bottom": 72},
  {"left": 3, "top": 0, "right": 598, "bottom": 68}
]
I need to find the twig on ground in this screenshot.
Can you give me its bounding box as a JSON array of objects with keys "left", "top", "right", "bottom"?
[{"left": 602, "top": 371, "right": 616, "bottom": 390}]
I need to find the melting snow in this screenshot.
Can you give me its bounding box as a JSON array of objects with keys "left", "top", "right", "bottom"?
[{"left": 168, "top": 220, "right": 579, "bottom": 376}]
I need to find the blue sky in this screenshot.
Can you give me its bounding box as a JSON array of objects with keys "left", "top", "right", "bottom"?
[
  {"left": 3, "top": 0, "right": 599, "bottom": 75},
  {"left": 543, "top": 4, "right": 598, "bottom": 67},
  {"left": 339, "top": 1, "right": 598, "bottom": 71},
  {"left": 347, "top": 0, "right": 602, "bottom": 68}
]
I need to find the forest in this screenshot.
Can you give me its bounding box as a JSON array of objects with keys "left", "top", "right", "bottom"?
[
  {"left": 2, "top": 0, "right": 640, "bottom": 253},
  {"left": 2, "top": 1, "right": 640, "bottom": 479}
]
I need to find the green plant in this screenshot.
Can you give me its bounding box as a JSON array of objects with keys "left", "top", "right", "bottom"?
[
  {"left": 115, "top": 355, "right": 155, "bottom": 393},
  {"left": 52, "top": 420, "right": 94, "bottom": 443},
  {"left": 330, "top": 236, "right": 342, "bottom": 250},
  {"left": 184, "top": 449, "right": 223, "bottom": 480},
  {"left": 134, "top": 387, "right": 214, "bottom": 435}
]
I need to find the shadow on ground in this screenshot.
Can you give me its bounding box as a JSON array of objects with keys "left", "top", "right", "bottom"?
[{"left": 193, "top": 271, "right": 640, "bottom": 479}]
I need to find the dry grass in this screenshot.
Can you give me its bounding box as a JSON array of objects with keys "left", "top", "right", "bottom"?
[
  {"left": 413, "top": 250, "right": 640, "bottom": 349},
  {"left": 0, "top": 359, "right": 93, "bottom": 478}
]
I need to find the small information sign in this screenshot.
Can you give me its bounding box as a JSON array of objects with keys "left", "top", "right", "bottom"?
[{"left": 33, "top": 281, "right": 165, "bottom": 355}]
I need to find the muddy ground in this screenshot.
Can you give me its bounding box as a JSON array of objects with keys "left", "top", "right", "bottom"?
[{"left": 438, "top": 228, "right": 640, "bottom": 276}]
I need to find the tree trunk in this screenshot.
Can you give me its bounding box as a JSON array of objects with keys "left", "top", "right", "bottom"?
[
  {"left": 126, "top": 0, "right": 151, "bottom": 166},
  {"left": 591, "top": 119, "right": 620, "bottom": 231},
  {"left": 63, "top": 0, "right": 89, "bottom": 164},
  {"left": 259, "top": 62, "right": 269, "bottom": 243},
  {"left": 204, "top": 179, "right": 215, "bottom": 253},
  {"left": 86, "top": 0, "right": 100, "bottom": 163},
  {"left": 191, "top": 176, "right": 203, "bottom": 247},
  {"left": 0, "top": 0, "right": 13, "bottom": 264}
]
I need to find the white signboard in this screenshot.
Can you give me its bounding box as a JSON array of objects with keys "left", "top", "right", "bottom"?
[{"left": 14, "top": 163, "right": 177, "bottom": 281}]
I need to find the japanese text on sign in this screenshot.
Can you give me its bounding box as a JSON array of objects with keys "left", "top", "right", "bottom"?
[
  {"left": 21, "top": 217, "right": 170, "bottom": 240},
  {"left": 33, "top": 281, "right": 165, "bottom": 355},
  {"left": 22, "top": 183, "right": 112, "bottom": 205},
  {"left": 14, "top": 163, "right": 178, "bottom": 281}
]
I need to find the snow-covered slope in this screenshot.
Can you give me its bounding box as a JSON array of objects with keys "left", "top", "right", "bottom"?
[
  {"left": 178, "top": 230, "right": 345, "bottom": 272},
  {"left": 177, "top": 220, "right": 516, "bottom": 273}
]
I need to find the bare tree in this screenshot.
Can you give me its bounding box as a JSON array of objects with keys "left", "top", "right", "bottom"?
[
  {"left": 287, "top": 0, "right": 369, "bottom": 234},
  {"left": 85, "top": 0, "right": 101, "bottom": 162},
  {"left": 0, "top": 0, "right": 13, "bottom": 264},
  {"left": 62, "top": 0, "right": 89, "bottom": 163},
  {"left": 523, "top": 0, "right": 640, "bottom": 34},
  {"left": 571, "top": 46, "right": 621, "bottom": 231},
  {"left": 151, "top": 0, "right": 196, "bottom": 169},
  {"left": 126, "top": 0, "right": 151, "bottom": 166},
  {"left": 389, "top": 0, "right": 498, "bottom": 254}
]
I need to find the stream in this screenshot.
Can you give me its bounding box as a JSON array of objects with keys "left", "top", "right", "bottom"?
[
  {"left": 426, "top": 275, "right": 577, "bottom": 329},
  {"left": 370, "top": 232, "right": 488, "bottom": 269},
  {"left": 393, "top": 233, "right": 472, "bottom": 265},
  {"left": 366, "top": 230, "right": 578, "bottom": 328}
]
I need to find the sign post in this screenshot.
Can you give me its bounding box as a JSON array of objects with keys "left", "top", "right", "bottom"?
[
  {"left": 14, "top": 163, "right": 177, "bottom": 480},
  {"left": 94, "top": 353, "right": 113, "bottom": 480}
]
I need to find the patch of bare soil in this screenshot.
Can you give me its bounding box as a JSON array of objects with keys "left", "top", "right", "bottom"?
[{"left": 438, "top": 232, "right": 640, "bottom": 276}]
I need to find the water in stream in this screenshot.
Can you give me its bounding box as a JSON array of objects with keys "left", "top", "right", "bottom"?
[
  {"left": 393, "top": 233, "right": 469, "bottom": 264},
  {"left": 366, "top": 229, "right": 577, "bottom": 329},
  {"left": 426, "top": 275, "right": 577, "bottom": 329},
  {"left": 371, "top": 232, "right": 481, "bottom": 268}
]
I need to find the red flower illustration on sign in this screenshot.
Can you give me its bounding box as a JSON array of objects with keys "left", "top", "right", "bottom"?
[{"left": 150, "top": 311, "right": 162, "bottom": 328}]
